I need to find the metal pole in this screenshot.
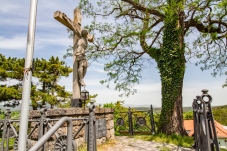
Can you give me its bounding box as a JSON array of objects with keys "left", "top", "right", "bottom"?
[
  {"left": 150, "top": 105, "right": 155, "bottom": 134},
  {"left": 18, "top": 0, "right": 38, "bottom": 150},
  {"left": 88, "top": 102, "right": 95, "bottom": 151},
  {"left": 128, "top": 107, "right": 133, "bottom": 135}
]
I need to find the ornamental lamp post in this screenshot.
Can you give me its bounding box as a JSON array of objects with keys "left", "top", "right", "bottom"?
[{"left": 81, "top": 88, "right": 89, "bottom": 108}]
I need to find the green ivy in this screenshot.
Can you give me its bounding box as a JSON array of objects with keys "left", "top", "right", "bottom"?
[{"left": 156, "top": 1, "right": 185, "bottom": 134}]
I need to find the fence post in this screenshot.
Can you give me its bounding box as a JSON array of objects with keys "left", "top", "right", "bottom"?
[
  {"left": 200, "top": 89, "right": 219, "bottom": 151},
  {"left": 128, "top": 107, "right": 133, "bottom": 135},
  {"left": 38, "top": 106, "right": 47, "bottom": 151},
  {"left": 87, "top": 101, "right": 97, "bottom": 151},
  {"left": 192, "top": 97, "right": 200, "bottom": 151},
  {"left": 1, "top": 109, "right": 11, "bottom": 151},
  {"left": 193, "top": 90, "right": 220, "bottom": 151},
  {"left": 150, "top": 105, "right": 155, "bottom": 134}
]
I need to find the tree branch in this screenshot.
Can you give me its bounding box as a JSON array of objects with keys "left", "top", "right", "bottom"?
[{"left": 122, "top": 0, "right": 164, "bottom": 18}]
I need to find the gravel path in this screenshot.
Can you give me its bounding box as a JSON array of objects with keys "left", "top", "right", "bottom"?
[{"left": 103, "top": 136, "right": 194, "bottom": 151}]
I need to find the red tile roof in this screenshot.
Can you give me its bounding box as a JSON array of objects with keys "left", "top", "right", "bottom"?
[
  {"left": 184, "top": 120, "right": 227, "bottom": 138},
  {"left": 184, "top": 120, "right": 194, "bottom": 136}
]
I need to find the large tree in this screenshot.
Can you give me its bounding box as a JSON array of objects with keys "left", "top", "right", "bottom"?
[{"left": 70, "top": 0, "right": 227, "bottom": 135}]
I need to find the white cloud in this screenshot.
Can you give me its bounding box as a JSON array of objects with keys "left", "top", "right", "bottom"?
[
  {"left": 134, "top": 82, "right": 161, "bottom": 92},
  {"left": 0, "top": 1, "right": 25, "bottom": 14},
  {"left": 183, "top": 80, "right": 226, "bottom": 106},
  {"left": 0, "top": 32, "right": 71, "bottom": 52},
  {"left": 0, "top": 36, "right": 26, "bottom": 50},
  {"left": 89, "top": 66, "right": 105, "bottom": 73},
  {"left": 35, "top": 35, "right": 71, "bottom": 48}
]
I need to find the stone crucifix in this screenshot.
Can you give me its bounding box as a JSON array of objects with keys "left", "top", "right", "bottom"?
[{"left": 54, "top": 8, "right": 94, "bottom": 107}]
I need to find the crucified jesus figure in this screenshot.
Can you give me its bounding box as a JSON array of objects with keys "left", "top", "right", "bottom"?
[
  {"left": 60, "top": 9, "right": 93, "bottom": 86},
  {"left": 75, "top": 29, "right": 89, "bottom": 86},
  {"left": 55, "top": 8, "right": 94, "bottom": 107}
]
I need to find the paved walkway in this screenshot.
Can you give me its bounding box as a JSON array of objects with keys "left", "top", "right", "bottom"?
[{"left": 104, "top": 136, "right": 194, "bottom": 151}]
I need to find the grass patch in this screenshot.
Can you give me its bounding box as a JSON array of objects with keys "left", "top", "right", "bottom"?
[
  {"left": 133, "top": 133, "right": 194, "bottom": 148},
  {"left": 78, "top": 139, "right": 117, "bottom": 151},
  {"left": 0, "top": 138, "right": 15, "bottom": 150},
  {"left": 156, "top": 146, "right": 172, "bottom": 151}
]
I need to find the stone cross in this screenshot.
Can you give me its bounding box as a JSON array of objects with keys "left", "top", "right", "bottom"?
[{"left": 54, "top": 8, "right": 94, "bottom": 107}]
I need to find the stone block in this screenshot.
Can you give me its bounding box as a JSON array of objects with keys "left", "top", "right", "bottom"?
[
  {"left": 96, "top": 137, "right": 106, "bottom": 145},
  {"left": 106, "top": 129, "right": 115, "bottom": 140},
  {"left": 106, "top": 120, "right": 114, "bottom": 130},
  {"left": 105, "top": 114, "right": 114, "bottom": 120}
]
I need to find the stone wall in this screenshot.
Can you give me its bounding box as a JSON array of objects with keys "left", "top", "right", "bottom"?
[{"left": 29, "top": 107, "right": 114, "bottom": 150}]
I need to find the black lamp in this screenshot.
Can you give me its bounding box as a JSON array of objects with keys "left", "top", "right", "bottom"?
[{"left": 81, "top": 88, "right": 89, "bottom": 108}]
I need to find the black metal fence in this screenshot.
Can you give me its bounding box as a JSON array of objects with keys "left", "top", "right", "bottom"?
[
  {"left": 115, "top": 105, "right": 155, "bottom": 135},
  {"left": 192, "top": 89, "right": 220, "bottom": 151},
  {"left": 0, "top": 102, "right": 97, "bottom": 151}
]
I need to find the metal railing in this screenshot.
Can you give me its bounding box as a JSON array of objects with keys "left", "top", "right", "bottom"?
[
  {"left": 0, "top": 101, "right": 97, "bottom": 151},
  {"left": 192, "top": 89, "right": 220, "bottom": 151}
]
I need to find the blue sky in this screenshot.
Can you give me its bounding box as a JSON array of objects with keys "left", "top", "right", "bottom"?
[{"left": 0, "top": 0, "right": 226, "bottom": 107}]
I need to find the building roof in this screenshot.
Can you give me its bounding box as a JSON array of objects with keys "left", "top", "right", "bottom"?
[
  {"left": 184, "top": 120, "right": 194, "bottom": 136},
  {"left": 184, "top": 120, "right": 227, "bottom": 138}
]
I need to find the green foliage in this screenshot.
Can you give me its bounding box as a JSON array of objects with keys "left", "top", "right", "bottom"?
[
  {"left": 103, "top": 101, "right": 160, "bottom": 135},
  {"left": 33, "top": 56, "right": 72, "bottom": 108},
  {"left": 0, "top": 111, "right": 20, "bottom": 119},
  {"left": 0, "top": 138, "right": 15, "bottom": 150},
  {"left": 134, "top": 133, "right": 194, "bottom": 148},
  {"left": 0, "top": 54, "right": 72, "bottom": 110},
  {"left": 103, "top": 101, "right": 128, "bottom": 135},
  {"left": 57, "top": 101, "right": 71, "bottom": 108},
  {"left": 212, "top": 105, "right": 227, "bottom": 125},
  {"left": 0, "top": 111, "right": 5, "bottom": 119},
  {"left": 10, "top": 111, "right": 20, "bottom": 119},
  {"left": 0, "top": 54, "right": 23, "bottom": 101},
  {"left": 183, "top": 111, "right": 193, "bottom": 120},
  {"left": 0, "top": 85, "right": 22, "bottom": 101},
  {"left": 0, "top": 54, "right": 24, "bottom": 81},
  {"left": 182, "top": 105, "right": 227, "bottom": 125},
  {"left": 82, "top": 94, "right": 98, "bottom": 108}
]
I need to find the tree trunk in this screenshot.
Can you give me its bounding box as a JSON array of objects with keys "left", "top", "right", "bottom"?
[
  {"left": 42, "top": 82, "right": 46, "bottom": 105},
  {"left": 158, "top": 65, "right": 186, "bottom": 135},
  {"left": 157, "top": 4, "right": 186, "bottom": 135},
  {"left": 32, "top": 106, "right": 37, "bottom": 110},
  {"left": 50, "top": 79, "right": 57, "bottom": 109}
]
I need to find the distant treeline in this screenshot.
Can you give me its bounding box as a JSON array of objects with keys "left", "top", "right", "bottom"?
[{"left": 132, "top": 105, "right": 227, "bottom": 126}]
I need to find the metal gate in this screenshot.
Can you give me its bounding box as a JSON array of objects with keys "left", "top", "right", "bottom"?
[{"left": 115, "top": 105, "right": 155, "bottom": 135}]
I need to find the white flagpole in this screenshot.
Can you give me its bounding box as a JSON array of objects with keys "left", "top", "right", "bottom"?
[{"left": 18, "top": 0, "right": 38, "bottom": 150}]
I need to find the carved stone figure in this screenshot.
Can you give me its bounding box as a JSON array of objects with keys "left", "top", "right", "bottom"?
[
  {"left": 54, "top": 8, "right": 94, "bottom": 107},
  {"left": 75, "top": 29, "right": 89, "bottom": 86}
]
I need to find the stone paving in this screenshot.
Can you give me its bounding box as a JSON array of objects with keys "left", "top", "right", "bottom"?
[{"left": 105, "top": 136, "right": 194, "bottom": 151}]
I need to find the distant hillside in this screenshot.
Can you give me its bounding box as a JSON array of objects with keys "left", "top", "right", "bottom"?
[
  {"left": 131, "top": 106, "right": 193, "bottom": 113},
  {"left": 212, "top": 105, "right": 227, "bottom": 126}
]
